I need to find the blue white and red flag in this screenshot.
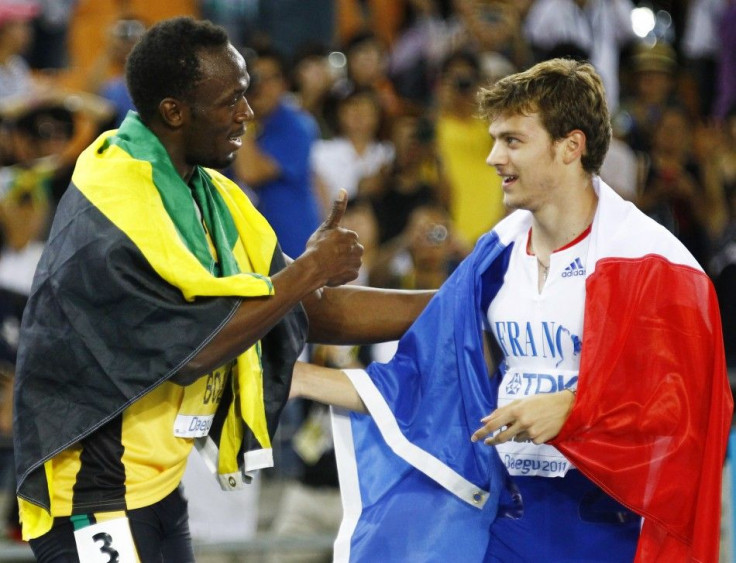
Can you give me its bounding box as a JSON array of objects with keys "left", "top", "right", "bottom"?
[{"left": 332, "top": 180, "right": 732, "bottom": 562}]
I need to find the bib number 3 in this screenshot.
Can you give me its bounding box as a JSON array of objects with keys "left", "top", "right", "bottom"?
[{"left": 74, "top": 517, "right": 138, "bottom": 563}]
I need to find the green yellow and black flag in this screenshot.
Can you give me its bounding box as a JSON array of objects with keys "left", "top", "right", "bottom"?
[{"left": 14, "top": 115, "right": 307, "bottom": 517}]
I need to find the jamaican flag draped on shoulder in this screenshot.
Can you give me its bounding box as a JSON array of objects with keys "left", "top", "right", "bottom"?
[{"left": 14, "top": 113, "right": 307, "bottom": 511}]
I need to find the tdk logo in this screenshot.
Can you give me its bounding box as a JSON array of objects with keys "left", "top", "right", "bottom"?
[{"left": 562, "top": 257, "right": 585, "bottom": 277}]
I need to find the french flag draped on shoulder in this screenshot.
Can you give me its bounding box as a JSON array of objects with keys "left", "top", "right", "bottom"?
[{"left": 331, "top": 179, "right": 732, "bottom": 562}]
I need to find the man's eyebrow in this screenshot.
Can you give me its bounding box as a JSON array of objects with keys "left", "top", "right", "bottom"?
[
  {"left": 218, "top": 84, "right": 247, "bottom": 100},
  {"left": 490, "top": 129, "right": 524, "bottom": 140}
]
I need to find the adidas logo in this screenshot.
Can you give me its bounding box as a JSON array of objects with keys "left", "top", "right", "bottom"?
[{"left": 561, "top": 257, "right": 586, "bottom": 278}]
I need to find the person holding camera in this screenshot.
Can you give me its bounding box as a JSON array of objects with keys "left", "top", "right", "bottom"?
[
  {"left": 311, "top": 87, "right": 395, "bottom": 213},
  {"left": 434, "top": 49, "right": 506, "bottom": 245},
  {"left": 369, "top": 203, "right": 467, "bottom": 291}
]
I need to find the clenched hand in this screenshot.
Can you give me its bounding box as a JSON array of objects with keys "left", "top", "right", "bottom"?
[{"left": 300, "top": 189, "right": 363, "bottom": 288}]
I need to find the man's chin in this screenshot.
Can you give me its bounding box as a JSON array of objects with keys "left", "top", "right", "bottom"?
[
  {"left": 503, "top": 196, "right": 520, "bottom": 211},
  {"left": 193, "top": 154, "right": 236, "bottom": 170}
]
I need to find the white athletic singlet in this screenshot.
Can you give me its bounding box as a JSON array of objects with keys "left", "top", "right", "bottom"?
[{"left": 487, "top": 227, "right": 590, "bottom": 478}]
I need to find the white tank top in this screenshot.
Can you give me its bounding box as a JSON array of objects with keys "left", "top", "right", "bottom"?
[{"left": 487, "top": 228, "right": 590, "bottom": 478}]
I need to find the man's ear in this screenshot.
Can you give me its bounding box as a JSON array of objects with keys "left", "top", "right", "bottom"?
[
  {"left": 562, "top": 130, "right": 586, "bottom": 165},
  {"left": 158, "top": 97, "right": 187, "bottom": 128}
]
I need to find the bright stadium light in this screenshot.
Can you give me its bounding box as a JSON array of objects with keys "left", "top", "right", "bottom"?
[{"left": 631, "top": 6, "right": 656, "bottom": 38}]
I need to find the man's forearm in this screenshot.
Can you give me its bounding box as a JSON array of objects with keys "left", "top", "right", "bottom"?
[
  {"left": 178, "top": 258, "right": 324, "bottom": 380},
  {"left": 291, "top": 361, "right": 367, "bottom": 413},
  {"left": 180, "top": 192, "right": 363, "bottom": 381},
  {"left": 304, "top": 286, "right": 435, "bottom": 344}
]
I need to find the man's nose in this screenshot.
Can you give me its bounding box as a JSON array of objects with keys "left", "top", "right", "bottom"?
[
  {"left": 236, "top": 98, "right": 254, "bottom": 122},
  {"left": 486, "top": 141, "right": 504, "bottom": 167}
]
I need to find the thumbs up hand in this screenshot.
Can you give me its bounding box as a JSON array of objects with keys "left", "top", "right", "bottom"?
[
  {"left": 322, "top": 188, "right": 349, "bottom": 230},
  {"left": 299, "top": 190, "right": 363, "bottom": 288}
]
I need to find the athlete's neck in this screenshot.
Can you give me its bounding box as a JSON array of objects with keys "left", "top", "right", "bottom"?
[{"left": 529, "top": 180, "right": 598, "bottom": 262}]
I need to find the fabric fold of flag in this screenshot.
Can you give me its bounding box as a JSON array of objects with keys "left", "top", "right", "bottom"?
[
  {"left": 14, "top": 114, "right": 307, "bottom": 511},
  {"left": 551, "top": 182, "right": 733, "bottom": 563},
  {"left": 331, "top": 224, "right": 512, "bottom": 562}
]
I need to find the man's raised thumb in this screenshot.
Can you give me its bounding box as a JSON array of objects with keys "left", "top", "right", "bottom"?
[{"left": 324, "top": 189, "right": 347, "bottom": 229}]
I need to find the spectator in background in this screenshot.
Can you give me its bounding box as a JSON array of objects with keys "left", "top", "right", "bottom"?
[
  {"left": 1, "top": 102, "right": 65, "bottom": 210},
  {"left": 0, "top": 91, "right": 114, "bottom": 203},
  {"left": 705, "top": 105, "right": 736, "bottom": 366},
  {"left": 0, "top": 0, "right": 38, "bottom": 100},
  {"left": 388, "top": 0, "right": 528, "bottom": 108},
  {"left": 0, "top": 287, "right": 24, "bottom": 542},
  {"left": 370, "top": 201, "right": 467, "bottom": 401},
  {"left": 340, "top": 196, "right": 381, "bottom": 284},
  {"left": 617, "top": 41, "right": 683, "bottom": 154},
  {"left": 24, "top": 0, "right": 77, "bottom": 71},
  {"left": 336, "top": 0, "right": 405, "bottom": 50},
  {"left": 290, "top": 43, "right": 337, "bottom": 139},
  {"left": 197, "top": 0, "right": 260, "bottom": 51},
  {"left": 681, "top": 0, "right": 727, "bottom": 118},
  {"left": 598, "top": 112, "right": 640, "bottom": 201},
  {"left": 636, "top": 105, "right": 723, "bottom": 268},
  {"left": 0, "top": 99, "right": 64, "bottom": 543},
  {"left": 312, "top": 88, "right": 394, "bottom": 212},
  {"left": 233, "top": 46, "right": 322, "bottom": 259},
  {"left": 371, "top": 113, "right": 449, "bottom": 243},
  {"left": 86, "top": 16, "right": 146, "bottom": 127},
  {"left": 332, "top": 30, "right": 404, "bottom": 122},
  {"left": 370, "top": 202, "right": 466, "bottom": 291},
  {"left": 434, "top": 50, "right": 504, "bottom": 245},
  {"left": 200, "top": 1, "right": 337, "bottom": 62},
  {"left": 0, "top": 183, "right": 43, "bottom": 541},
  {"left": 447, "top": 0, "right": 531, "bottom": 78},
  {"left": 388, "top": 0, "right": 453, "bottom": 108},
  {"left": 523, "top": 0, "right": 635, "bottom": 112}
]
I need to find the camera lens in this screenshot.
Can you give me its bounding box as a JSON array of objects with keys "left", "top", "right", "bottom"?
[{"left": 426, "top": 224, "right": 448, "bottom": 245}]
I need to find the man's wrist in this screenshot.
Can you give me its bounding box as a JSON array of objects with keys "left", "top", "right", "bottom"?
[{"left": 562, "top": 387, "right": 576, "bottom": 418}]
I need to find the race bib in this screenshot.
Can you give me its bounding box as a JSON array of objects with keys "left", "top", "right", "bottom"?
[
  {"left": 496, "top": 368, "right": 577, "bottom": 478},
  {"left": 497, "top": 441, "right": 573, "bottom": 478},
  {"left": 174, "top": 361, "right": 233, "bottom": 438},
  {"left": 73, "top": 517, "right": 138, "bottom": 563}
]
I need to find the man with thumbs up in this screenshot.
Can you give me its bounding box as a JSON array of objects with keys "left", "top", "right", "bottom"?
[{"left": 13, "top": 17, "right": 433, "bottom": 563}]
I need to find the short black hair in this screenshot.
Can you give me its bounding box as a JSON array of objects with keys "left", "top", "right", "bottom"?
[{"left": 125, "top": 17, "right": 229, "bottom": 122}]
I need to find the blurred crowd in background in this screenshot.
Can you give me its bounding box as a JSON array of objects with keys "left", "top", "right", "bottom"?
[{"left": 0, "top": 0, "right": 734, "bottom": 560}]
